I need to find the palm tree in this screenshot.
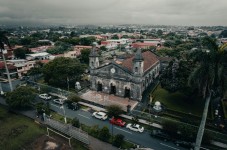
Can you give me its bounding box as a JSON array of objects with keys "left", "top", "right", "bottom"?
[
  {"left": 189, "top": 37, "right": 226, "bottom": 150},
  {"left": 0, "top": 30, "right": 13, "bottom": 91}
]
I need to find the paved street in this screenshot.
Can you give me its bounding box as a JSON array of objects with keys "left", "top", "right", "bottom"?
[{"left": 49, "top": 101, "right": 186, "bottom": 150}]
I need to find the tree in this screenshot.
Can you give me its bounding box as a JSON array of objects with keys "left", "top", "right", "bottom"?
[
  {"left": 162, "top": 120, "right": 178, "bottom": 138},
  {"left": 0, "top": 30, "right": 13, "bottom": 91},
  {"left": 80, "top": 37, "right": 96, "bottom": 46},
  {"left": 80, "top": 48, "right": 91, "bottom": 64},
  {"left": 100, "top": 46, "right": 107, "bottom": 51},
  {"left": 6, "top": 86, "right": 36, "bottom": 109},
  {"left": 47, "top": 41, "right": 72, "bottom": 54},
  {"left": 68, "top": 94, "right": 81, "bottom": 103},
  {"left": 99, "top": 126, "right": 111, "bottom": 142},
  {"left": 14, "top": 47, "right": 31, "bottom": 59},
  {"left": 111, "top": 34, "right": 119, "bottom": 39},
  {"left": 131, "top": 115, "right": 139, "bottom": 125},
  {"left": 71, "top": 117, "right": 80, "bottom": 128},
  {"left": 42, "top": 57, "right": 87, "bottom": 88},
  {"left": 106, "top": 105, "right": 124, "bottom": 118},
  {"left": 157, "top": 30, "right": 163, "bottom": 36},
  {"left": 189, "top": 37, "right": 226, "bottom": 150},
  {"left": 113, "top": 134, "right": 125, "bottom": 148},
  {"left": 219, "top": 30, "right": 227, "bottom": 38}
]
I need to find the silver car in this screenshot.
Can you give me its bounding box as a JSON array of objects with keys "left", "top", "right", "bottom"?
[
  {"left": 92, "top": 112, "right": 108, "bottom": 120},
  {"left": 126, "top": 123, "right": 144, "bottom": 133},
  {"left": 53, "top": 99, "right": 65, "bottom": 105},
  {"left": 39, "top": 93, "right": 52, "bottom": 100}
]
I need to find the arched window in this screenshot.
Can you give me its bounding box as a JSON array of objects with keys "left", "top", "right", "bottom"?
[
  {"left": 135, "top": 67, "right": 138, "bottom": 73},
  {"left": 91, "top": 61, "right": 94, "bottom": 67}
]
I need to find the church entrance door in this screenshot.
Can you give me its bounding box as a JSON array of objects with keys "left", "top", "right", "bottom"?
[
  {"left": 124, "top": 87, "right": 130, "bottom": 98},
  {"left": 110, "top": 83, "right": 116, "bottom": 95},
  {"left": 97, "top": 82, "right": 102, "bottom": 91}
]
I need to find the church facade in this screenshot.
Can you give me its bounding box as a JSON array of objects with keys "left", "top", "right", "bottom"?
[{"left": 89, "top": 47, "right": 160, "bottom": 101}]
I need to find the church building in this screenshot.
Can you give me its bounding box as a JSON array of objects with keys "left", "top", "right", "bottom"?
[{"left": 89, "top": 46, "right": 160, "bottom": 101}]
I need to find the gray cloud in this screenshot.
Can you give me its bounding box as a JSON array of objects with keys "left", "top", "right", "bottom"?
[{"left": 0, "top": 0, "right": 226, "bottom": 26}]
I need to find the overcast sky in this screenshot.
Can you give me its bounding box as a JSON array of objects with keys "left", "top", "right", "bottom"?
[{"left": 0, "top": 0, "right": 226, "bottom": 26}]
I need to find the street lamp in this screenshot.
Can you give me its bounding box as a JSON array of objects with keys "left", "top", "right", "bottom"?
[
  {"left": 60, "top": 104, "right": 67, "bottom": 124},
  {"left": 0, "top": 48, "right": 13, "bottom": 91}
]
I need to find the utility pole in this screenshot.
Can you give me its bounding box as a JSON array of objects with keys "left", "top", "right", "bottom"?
[{"left": 1, "top": 49, "right": 13, "bottom": 91}]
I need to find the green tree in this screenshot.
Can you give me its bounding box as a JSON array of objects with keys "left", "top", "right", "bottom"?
[
  {"left": 131, "top": 115, "right": 139, "bottom": 125},
  {"left": 189, "top": 37, "right": 226, "bottom": 149},
  {"left": 42, "top": 57, "right": 87, "bottom": 88},
  {"left": 106, "top": 105, "right": 124, "bottom": 118},
  {"left": 162, "top": 120, "right": 178, "bottom": 138},
  {"left": 99, "top": 126, "right": 111, "bottom": 142},
  {"left": 219, "top": 30, "right": 227, "bottom": 38},
  {"left": 157, "top": 30, "right": 163, "bottom": 36},
  {"left": 111, "top": 34, "right": 119, "bottom": 39},
  {"left": 80, "top": 48, "right": 91, "bottom": 64},
  {"left": 6, "top": 86, "right": 36, "bottom": 109},
  {"left": 113, "top": 134, "right": 125, "bottom": 148},
  {"left": 100, "top": 46, "right": 107, "bottom": 51},
  {"left": 68, "top": 94, "right": 81, "bottom": 103},
  {"left": 80, "top": 37, "right": 96, "bottom": 46},
  {"left": 13, "top": 47, "right": 31, "bottom": 59}
]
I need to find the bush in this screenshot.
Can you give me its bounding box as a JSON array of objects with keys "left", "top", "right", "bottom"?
[
  {"left": 113, "top": 134, "right": 124, "bottom": 148},
  {"left": 89, "top": 125, "right": 100, "bottom": 137},
  {"left": 99, "top": 126, "right": 111, "bottom": 142},
  {"left": 71, "top": 117, "right": 80, "bottom": 128}
]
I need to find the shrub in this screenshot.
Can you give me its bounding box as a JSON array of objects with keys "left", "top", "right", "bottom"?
[
  {"left": 71, "top": 117, "right": 80, "bottom": 128},
  {"left": 99, "top": 126, "right": 111, "bottom": 142},
  {"left": 113, "top": 134, "right": 124, "bottom": 148}
]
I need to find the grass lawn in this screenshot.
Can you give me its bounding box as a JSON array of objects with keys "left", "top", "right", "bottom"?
[
  {"left": 152, "top": 85, "right": 205, "bottom": 116},
  {"left": 0, "top": 106, "right": 45, "bottom": 150}
]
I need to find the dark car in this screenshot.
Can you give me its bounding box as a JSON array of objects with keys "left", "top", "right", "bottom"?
[
  {"left": 174, "top": 141, "right": 194, "bottom": 149},
  {"left": 66, "top": 101, "right": 79, "bottom": 111},
  {"left": 150, "top": 130, "right": 171, "bottom": 141}
]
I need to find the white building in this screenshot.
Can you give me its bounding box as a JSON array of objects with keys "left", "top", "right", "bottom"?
[{"left": 26, "top": 52, "right": 51, "bottom": 60}]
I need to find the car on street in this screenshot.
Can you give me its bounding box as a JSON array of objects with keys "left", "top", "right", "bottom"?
[
  {"left": 150, "top": 129, "right": 171, "bottom": 141},
  {"left": 65, "top": 100, "right": 79, "bottom": 111},
  {"left": 92, "top": 111, "right": 108, "bottom": 120},
  {"left": 126, "top": 123, "right": 144, "bottom": 133},
  {"left": 39, "top": 93, "right": 52, "bottom": 100},
  {"left": 53, "top": 99, "right": 65, "bottom": 105},
  {"left": 109, "top": 117, "right": 126, "bottom": 127}
]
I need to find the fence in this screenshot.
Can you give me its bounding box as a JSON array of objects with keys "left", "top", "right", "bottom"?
[{"left": 45, "top": 117, "right": 89, "bottom": 145}]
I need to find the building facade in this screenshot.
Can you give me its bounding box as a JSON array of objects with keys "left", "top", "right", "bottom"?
[{"left": 89, "top": 46, "right": 160, "bottom": 101}]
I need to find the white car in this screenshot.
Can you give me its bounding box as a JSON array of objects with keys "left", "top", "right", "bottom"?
[
  {"left": 92, "top": 112, "right": 108, "bottom": 120},
  {"left": 53, "top": 99, "right": 65, "bottom": 105},
  {"left": 126, "top": 123, "right": 144, "bottom": 133},
  {"left": 39, "top": 93, "right": 51, "bottom": 100}
]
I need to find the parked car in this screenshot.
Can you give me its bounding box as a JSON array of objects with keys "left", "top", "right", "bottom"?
[
  {"left": 174, "top": 141, "right": 194, "bottom": 149},
  {"left": 109, "top": 117, "right": 126, "bottom": 127},
  {"left": 53, "top": 99, "right": 65, "bottom": 105},
  {"left": 20, "top": 76, "right": 30, "bottom": 81},
  {"left": 92, "top": 111, "right": 108, "bottom": 120},
  {"left": 150, "top": 129, "right": 171, "bottom": 141},
  {"left": 39, "top": 93, "right": 52, "bottom": 100},
  {"left": 65, "top": 100, "right": 79, "bottom": 111},
  {"left": 126, "top": 123, "right": 144, "bottom": 133}
]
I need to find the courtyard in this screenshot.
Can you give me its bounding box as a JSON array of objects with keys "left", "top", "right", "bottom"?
[{"left": 80, "top": 90, "right": 138, "bottom": 111}]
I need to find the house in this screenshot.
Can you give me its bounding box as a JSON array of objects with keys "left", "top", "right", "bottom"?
[
  {"left": 7, "top": 59, "right": 36, "bottom": 77},
  {"left": 26, "top": 52, "right": 51, "bottom": 60},
  {"left": 0, "top": 61, "right": 17, "bottom": 79}
]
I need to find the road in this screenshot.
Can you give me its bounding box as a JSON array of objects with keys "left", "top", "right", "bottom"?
[{"left": 49, "top": 101, "right": 186, "bottom": 150}]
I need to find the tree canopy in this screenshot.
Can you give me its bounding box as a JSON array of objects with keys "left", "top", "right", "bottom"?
[
  {"left": 106, "top": 105, "right": 124, "bottom": 118},
  {"left": 42, "top": 57, "right": 87, "bottom": 88},
  {"left": 6, "top": 86, "right": 36, "bottom": 109}
]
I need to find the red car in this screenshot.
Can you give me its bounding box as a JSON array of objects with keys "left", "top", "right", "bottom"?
[{"left": 110, "top": 117, "right": 126, "bottom": 127}]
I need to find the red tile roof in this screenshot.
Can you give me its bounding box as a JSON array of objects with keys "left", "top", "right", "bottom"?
[
  {"left": 121, "top": 51, "right": 159, "bottom": 73},
  {"left": 0, "top": 61, "right": 17, "bottom": 70}
]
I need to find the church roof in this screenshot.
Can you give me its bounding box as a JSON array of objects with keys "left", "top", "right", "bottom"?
[{"left": 121, "top": 51, "right": 159, "bottom": 73}]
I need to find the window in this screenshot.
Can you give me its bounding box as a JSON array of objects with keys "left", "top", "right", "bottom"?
[{"left": 135, "top": 67, "right": 138, "bottom": 73}]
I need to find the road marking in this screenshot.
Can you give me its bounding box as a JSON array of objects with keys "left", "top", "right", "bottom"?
[
  {"left": 115, "top": 127, "right": 132, "bottom": 134},
  {"left": 160, "top": 143, "right": 180, "bottom": 150},
  {"left": 78, "top": 114, "right": 90, "bottom": 119},
  {"left": 51, "top": 103, "right": 61, "bottom": 108}
]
